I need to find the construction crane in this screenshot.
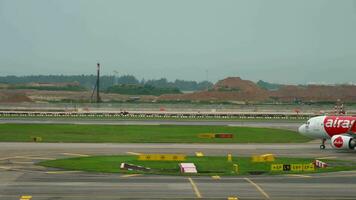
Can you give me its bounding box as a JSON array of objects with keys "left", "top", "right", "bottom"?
[{"left": 91, "top": 62, "right": 101, "bottom": 103}]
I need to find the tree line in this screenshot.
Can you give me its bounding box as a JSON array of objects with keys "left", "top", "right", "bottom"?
[{"left": 0, "top": 75, "right": 213, "bottom": 91}]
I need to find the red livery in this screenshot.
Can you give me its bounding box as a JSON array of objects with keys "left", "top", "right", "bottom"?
[{"left": 299, "top": 116, "right": 356, "bottom": 150}]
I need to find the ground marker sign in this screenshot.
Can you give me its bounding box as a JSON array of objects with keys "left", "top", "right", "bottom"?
[
  {"left": 271, "top": 163, "right": 315, "bottom": 172},
  {"left": 291, "top": 164, "right": 303, "bottom": 172},
  {"left": 271, "top": 164, "right": 283, "bottom": 171},
  {"left": 303, "top": 163, "right": 315, "bottom": 171}
]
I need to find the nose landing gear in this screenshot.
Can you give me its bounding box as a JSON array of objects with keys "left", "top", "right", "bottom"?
[{"left": 320, "top": 139, "right": 326, "bottom": 149}]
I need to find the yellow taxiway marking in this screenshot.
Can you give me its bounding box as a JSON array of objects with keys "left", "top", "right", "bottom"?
[
  {"left": 316, "top": 156, "right": 337, "bottom": 159},
  {"left": 15, "top": 156, "right": 54, "bottom": 160},
  {"left": 211, "top": 175, "right": 221, "bottom": 179},
  {"left": 285, "top": 174, "right": 311, "bottom": 178},
  {"left": 227, "top": 197, "right": 239, "bottom": 200},
  {"left": 120, "top": 174, "right": 143, "bottom": 178},
  {"left": 0, "top": 155, "right": 46, "bottom": 161},
  {"left": 126, "top": 152, "right": 141, "bottom": 155},
  {"left": 188, "top": 177, "right": 202, "bottom": 198},
  {"left": 45, "top": 171, "right": 80, "bottom": 174},
  {"left": 20, "top": 195, "right": 32, "bottom": 200},
  {"left": 61, "top": 153, "right": 89, "bottom": 157},
  {"left": 0, "top": 157, "right": 16, "bottom": 161},
  {"left": 10, "top": 161, "right": 34, "bottom": 164},
  {"left": 244, "top": 178, "right": 270, "bottom": 200}
]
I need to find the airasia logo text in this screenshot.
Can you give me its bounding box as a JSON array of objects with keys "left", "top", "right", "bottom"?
[
  {"left": 325, "top": 118, "right": 355, "bottom": 129},
  {"left": 324, "top": 116, "right": 356, "bottom": 137}
]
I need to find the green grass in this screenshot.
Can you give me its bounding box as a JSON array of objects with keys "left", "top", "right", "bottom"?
[
  {"left": 0, "top": 124, "right": 310, "bottom": 143},
  {"left": 39, "top": 155, "right": 356, "bottom": 176}
]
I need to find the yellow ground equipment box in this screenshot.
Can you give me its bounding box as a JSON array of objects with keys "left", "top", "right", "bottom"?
[
  {"left": 138, "top": 154, "right": 186, "bottom": 161},
  {"left": 195, "top": 152, "right": 204, "bottom": 157},
  {"left": 251, "top": 154, "right": 275, "bottom": 162}
]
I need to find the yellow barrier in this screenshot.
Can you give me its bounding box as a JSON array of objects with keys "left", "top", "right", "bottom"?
[
  {"left": 227, "top": 154, "right": 232, "bottom": 162},
  {"left": 233, "top": 164, "right": 239, "bottom": 174},
  {"left": 252, "top": 154, "right": 275, "bottom": 162},
  {"left": 198, "top": 133, "right": 216, "bottom": 139},
  {"left": 138, "top": 154, "right": 186, "bottom": 161}
]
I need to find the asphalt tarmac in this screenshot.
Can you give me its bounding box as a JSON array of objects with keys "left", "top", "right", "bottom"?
[{"left": 1, "top": 142, "right": 356, "bottom": 200}]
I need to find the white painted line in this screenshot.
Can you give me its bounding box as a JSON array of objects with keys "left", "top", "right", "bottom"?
[
  {"left": 120, "top": 174, "right": 143, "bottom": 178},
  {"left": 188, "top": 177, "right": 202, "bottom": 198},
  {"left": 45, "top": 171, "right": 80, "bottom": 174},
  {"left": 61, "top": 153, "right": 89, "bottom": 157},
  {"left": 244, "top": 178, "right": 270, "bottom": 200},
  {"left": 10, "top": 161, "right": 34, "bottom": 164},
  {"left": 316, "top": 156, "right": 337, "bottom": 160},
  {"left": 0, "top": 166, "right": 11, "bottom": 170},
  {"left": 126, "top": 152, "right": 141, "bottom": 155},
  {"left": 285, "top": 174, "right": 311, "bottom": 178}
]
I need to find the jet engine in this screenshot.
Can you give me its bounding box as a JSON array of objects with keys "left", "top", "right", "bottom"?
[{"left": 331, "top": 135, "right": 356, "bottom": 150}]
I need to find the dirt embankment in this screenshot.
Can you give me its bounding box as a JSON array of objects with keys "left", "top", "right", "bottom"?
[
  {"left": 159, "top": 77, "right": 356, "bottom": 103},
  {"left": 159, "top": 77, "right": 270, "bottom": 102},
  {"left": 1, "top": 77, "right": 356, "bottom": 103},
  {"left": 0, "top": 89, "right": 157, "bottom": 103},
  {"left": 270, "top": 85, "right": 356, "bottom": 102},
  {"left": 0, "top": 90, "right": 33, "bottom": 103}
]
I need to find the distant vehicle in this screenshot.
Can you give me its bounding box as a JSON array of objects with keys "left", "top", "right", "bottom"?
[{"left": 299, "top": 116, "right": 356, "bottom": 150}]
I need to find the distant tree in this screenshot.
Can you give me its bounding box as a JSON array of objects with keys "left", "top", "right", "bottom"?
[
  {"left": 0, "top": 75, "right": 213, "bottom": 91},
  {"left": 257, "top": 80, "right": 281, "bottom": 91},
  {"left": 106, "top": 84, "right": 181, "bottom": 96}
]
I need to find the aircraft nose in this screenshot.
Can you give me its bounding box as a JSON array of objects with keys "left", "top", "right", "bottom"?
[{"left": 298, "top": 124, "right": 307, "bottom": 135}]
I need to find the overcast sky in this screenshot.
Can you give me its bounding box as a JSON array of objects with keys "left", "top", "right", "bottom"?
[{"left": 0, "top": 0, "right": 355, "bottom": 84}]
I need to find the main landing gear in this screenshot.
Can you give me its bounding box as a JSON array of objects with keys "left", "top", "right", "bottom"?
[{"left": 320, "top": 138, "right": 326, "bottom": 149}]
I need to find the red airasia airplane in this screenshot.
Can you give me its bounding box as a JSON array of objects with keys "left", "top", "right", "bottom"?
[{"left": 298, "top": 116, "right": 356, "bottom": 149}]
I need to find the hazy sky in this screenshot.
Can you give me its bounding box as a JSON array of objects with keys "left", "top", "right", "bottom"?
[{"left": 0, "top": 0, "right": 355, "bottom": 84}]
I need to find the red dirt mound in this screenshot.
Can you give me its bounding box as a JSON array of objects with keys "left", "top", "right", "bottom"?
[
  {"left": 0, "top": 91, "right": 33, "bottom": 103},
  {"left": 159, "top": 77, "right": 269, "bottom": 102}
]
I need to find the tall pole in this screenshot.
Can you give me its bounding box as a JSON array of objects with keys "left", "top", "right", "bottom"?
[{"left": 96, "top": 62, "right": 101, "bottom": 103}]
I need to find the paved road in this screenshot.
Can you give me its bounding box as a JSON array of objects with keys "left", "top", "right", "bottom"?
[
  {"left": 1, "top": 142, "right": 356, "bottom": 200},
  {"left": 0, "top": 118, "right": 301, "bottom": 131}
]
